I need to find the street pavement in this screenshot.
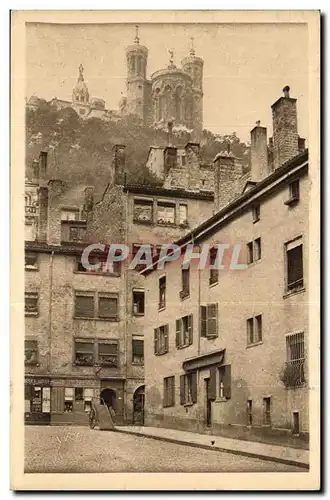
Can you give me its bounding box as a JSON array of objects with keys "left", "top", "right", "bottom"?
[{"left": 25, "top": 425, "right": 304, "bottom": 473}]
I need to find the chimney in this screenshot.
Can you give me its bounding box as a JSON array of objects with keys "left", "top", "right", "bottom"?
[
  {"left": 39, "top": 151, "right": 48, "bottom": 179},
  {"left": 47, "top": 179, "right": 64, "bottom": 245},
  {"left": 271, "top": 86, "right": 299, "bottom": 169},
  {"left": 32, "top": 159, "right": 39, "bottom": 183},
  {"left": 250, "top": 121, "right": 268, "bottom": 181},
  {"left": 37, "top": 186, "right": 48, "bottom": 242},
  {"left": 213, "top": 148, "right": 242, "bottom": 213},
  {"left": 113, "top": 145, "right": 126, "bottom": 185},
  {"left": 164, "top": 122, "right": 177, "bottom": 175}
]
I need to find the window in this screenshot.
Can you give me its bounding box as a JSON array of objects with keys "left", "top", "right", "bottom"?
[
  {"left": 247, "top": 238, "right": 261, "bottom": 264},
  {"left": 200, "top": 304, "right": 218, "bottom": 338},
  {"left": 25, "top": 252, "right": 38, "bottom": 270},
  {"left": 97, "top": 341, "right": 118, "bottom": 367},
  {"left": 157, "top": 203, "right": 175, "bottom": 225},
  {"left": 133, "top": 198, "right": 153, "bottom": 223},
  {"left": 132, "top": 339, "right": 144, "bottom": 365},
  {"left": 176, "top": 315, "right": 193, "bottom": 348},
  {"left": 75, "top": 387, "right": 84, "bottom": 401},
  {"left": 84, "top": 388, "right": 93, "bottom": 412},
  {"left": 247, "top": 399, "right": 253, "bottom": 426},
  {"left": 74, "top": 291, "right": 119, "bottom": 321},
  {"left": 79, "top": 108, "right": 86, "bottom": 115},
  {"left": 25, "top": 340, "right": 38, "bottom": 365},
  {"left": 74, "top": 292, "right": 95, "bottom": 318},
  {"left": 209, "top": 247, "right": 219, "bottom": 285},
  {"left": 133, "top": 290, "right": 145, "bottom": 315},
  {"left": 69, "top": 225, "right": 86, "bottom": 242},
  {"left": 247, "top": 315, "right": 262, "bottom": 345},
  {"left": 76, "top": 254, "right": 121, "bottom": 276},
  {"left": 181, "top": 155, "right": 186, "bottom": 167},
  {"left": 218, "top": 365, "right": 231, "bottom": 399},
  {"left": 74, "top": 340, "right": 94, "bottom": 366},
  {"left": 263, "top": 397, "right": 271, "bottom": 426},
  {"left": 163, "top": 376, "right": 175, "bottom": 407},
  {"left": 154, "top": 325, "right": 169, "bottom": 355},
  {"left": 98, "top": 294, "right": 119, "bottom": 320},
  {"left": 64, "top": 388, "right": 74, "bottom": 412},
  {"left": 180, "top": 372, "right": 197, "bottom": 405},
  {"left": 61, "top": 209, "right": 80, "bottom": 221},
  {"left": 180, "top": 267, "right": 190, "bottom": 299},
  {"left": 252, "top": 204, "right": 260, "bottom": 222},
  {"left": 286, "top": 239, "right": 304, "bottom": 293},
  {"left": 159, "top": 276, "right": 166, "bottom": 309},
  {"left": 25, "top": 291, "right": 38, "bottom": 315},
  {"left": 179, "top": 204, "right": 188, "bottom": 226},
  {"left": 285, "top": 332, "right": 305, "bottom": 387},
  {"left": 285, "top": 179, "right": 300, "bottom": 205}
]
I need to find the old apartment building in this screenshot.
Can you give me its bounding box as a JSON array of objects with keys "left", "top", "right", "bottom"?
[
  {"left": 24, "top": 136, "right": 214, "bottom": 425},
  {"left": 142, "top": 87, "right": 309, "bottom": 441}
]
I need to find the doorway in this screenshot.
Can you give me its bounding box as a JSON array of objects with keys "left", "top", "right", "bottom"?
[
  {"left": 133, "top": 385, "right": 145, "bottom": 425},
  {"left": 293, "top": 411, "right": 300, "bottom": 435},
  {"left": 205, "top": 378, "right": 212, "bottom": 427},
  {"left": 100, "top": 388, "right": 117, "bottom": 411}
]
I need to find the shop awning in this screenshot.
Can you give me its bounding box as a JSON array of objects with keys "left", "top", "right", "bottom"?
[{"left": 182, "top": 349, "right": 225, "bottom": 372}]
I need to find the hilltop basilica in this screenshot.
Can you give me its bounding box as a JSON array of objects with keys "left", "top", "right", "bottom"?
[{"left": 27, "top": 27, "right": 204, "bottom": 139}]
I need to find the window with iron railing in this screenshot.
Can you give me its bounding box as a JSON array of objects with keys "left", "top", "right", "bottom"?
[{"left": 282, "top": 332, "right": 305, "bottom": 387}]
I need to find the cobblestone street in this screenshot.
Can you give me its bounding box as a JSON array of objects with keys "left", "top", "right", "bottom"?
[{"left": 25, "top": 426, "right": 304, "bottom": 473}]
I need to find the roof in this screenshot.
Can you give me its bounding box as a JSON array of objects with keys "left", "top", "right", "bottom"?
[
  {"left": 123, "top": 184, "right": 214, "bottom": 201},
  {"left": 25, "top": 241, "right": 87, "bottom": 255},
  {"left": 141, "top": 149, "right": 308, "bottom": 275}
]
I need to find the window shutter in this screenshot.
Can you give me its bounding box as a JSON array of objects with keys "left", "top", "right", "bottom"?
[
  {"left": 51, "top": 387, "right": 64, "bottom": 412},
  {"left": 180, "top": 375, "right": 185, "bottom": 405},
  {"left": 188, "top": 314, "right": 193, "bottom": 345},
  {"left": 208, "top": 366, "right": 217, "bottom": 400},
  {"left": 207, "top": 303, "right": 218, "bottom": 337},
  {"left": 75, "top": 295, "right": 94, "bottom": 318},
  {"left": 154, "top": 328, "right": 159, "bottom": 355},
  {"left": 164, "top": 325, "right": 169, "bottom": 353},
  {"left": 200, "top": 306, "right": 207, "bottom": 337},
  {"left": 223, "top": 364, "right": 231, "bottom": 399},
  {"left": 191, "top": 371, "right": 197, "bottom": 403},
  {"left": 176, "top": 319, "right": 181, "bottom": 348},
  {"left": 98, "top": 296, "right": 118, "bottom": 318}
]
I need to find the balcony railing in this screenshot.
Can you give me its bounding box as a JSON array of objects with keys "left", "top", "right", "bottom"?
[
  {"left": 281, "top": 360, "right": 305, "bottom": 387},
  {"left": 25, "top": 205, "right": 37, "bottom": 215}
]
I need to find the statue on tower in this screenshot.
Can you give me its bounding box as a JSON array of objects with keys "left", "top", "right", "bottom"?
[
  {"left": 168, "top": 49, "right": 175, "bottom": 68},
  {"left": 78, "top": 64, "right": 84, "bottom": 81},
  {"left": 134, "top": 25, "right": 140, "bottom": 44}
]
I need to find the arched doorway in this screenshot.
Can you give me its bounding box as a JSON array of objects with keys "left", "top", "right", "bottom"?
[
  {"left": 100, "top": 388, "right": 117, "bottom": 411},
  {"left": 133, "top": 385, "right": 145, "bottom": 425}
]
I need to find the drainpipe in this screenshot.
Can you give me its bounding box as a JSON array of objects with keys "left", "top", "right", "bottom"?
[
  {"left": 47, "top": 251, "right": 54, "bottom": 374},
  {"left": 123, "top": 189, "right": 129, "bottom": 423}
]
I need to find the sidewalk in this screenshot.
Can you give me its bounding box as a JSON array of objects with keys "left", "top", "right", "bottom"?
[{"left": 115, "top": 425, "right": 309, "bottom": 469}]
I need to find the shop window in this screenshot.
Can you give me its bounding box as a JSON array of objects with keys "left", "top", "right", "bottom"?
[
  {"left": 75, "top": 387, "right": 84, "bottom": 401},
  {"left": 84, "top": 388, "right": 93, "bottom": 412},
  {"left": 64, "top": 388, "right": 74, "bottom": 412}
]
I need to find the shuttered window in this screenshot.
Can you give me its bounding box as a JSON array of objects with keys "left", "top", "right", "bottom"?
[
  {"left": 163, "top": 376, "right": 175, "bottom": 407},
  {"left": 200, "top": 304, "right": 218, "bottom": 338},
  {"left": 180, "top": 372, "right": 197, "bottom": 405},
  {"left": 154, "top": 325, "right": 169, "bottom": 355},
  {"left": 75, "top": 292, "right": 95, "bottom": 318},
  {"left": 286, "top": 242, "right": 304, "bottom": 292},
  {"left": 75, "top": 340, "right": 94, "bottom": 366},
  {"left": 98, "top": 295, "right": 118, "bottom": 319},
  {"left": 97, "top": 341, "right": 118, "bottom": 367},
  {"left": 176, "top": 315, "right": 193, "bottom": 348}
]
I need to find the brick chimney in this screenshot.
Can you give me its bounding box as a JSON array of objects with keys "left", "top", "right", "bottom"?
[
  {"left": 113, "top": 145, "right": 126, "bottom": 185},
  {"left": 271, "top": 86, "right": 299, "bottom": 169},
  {"left": 185, "top": 142, "right": 201, "bottom": 191},
  {"left": 213, "top": 147, "right": 243, "bottom": 212},
  {"left": 298, "top": 136, "right": 306, "bottom": 153},
  {"left": 47, "top": 179, "right": 64, "bottom": 245},
  {"left": 37, "top": 186, "right": 49, "bottom": 242},
  {"left": 164, "top": 121, "right": 177, "bottom": 175},
  {"left": 250, "top": 121, "right": 268, "bottom": 181}
]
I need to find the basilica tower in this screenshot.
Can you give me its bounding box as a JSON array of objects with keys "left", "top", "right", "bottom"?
[
  {"left": 72, "top": 64, "right": 90, "bottom": 117},
  {"left": 181, "top": 39, "right": 204, "bottom": 139},
  {"left": 125, "top": 26, "right": 150, "bottom": 123}
]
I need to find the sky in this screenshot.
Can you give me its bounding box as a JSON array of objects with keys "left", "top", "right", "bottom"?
[{"left": 26, "top": 22, "right": 308, "bottom": 143}]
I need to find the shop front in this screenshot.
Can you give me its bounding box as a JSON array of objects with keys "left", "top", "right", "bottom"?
[{"left": 24, "top": 376, "right": 51, "bottom": 425}]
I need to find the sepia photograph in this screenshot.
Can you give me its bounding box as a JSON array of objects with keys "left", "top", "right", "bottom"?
[{"left": 10, "top": 9, "right": 320, "bottom": 490}]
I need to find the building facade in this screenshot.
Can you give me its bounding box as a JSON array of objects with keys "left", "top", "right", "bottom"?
[
  {"left": 142, "top": 88, "right": 309, "bottom": 442},
  {"left": 24, "top": 139, "right": 214, "bottom": 426}
]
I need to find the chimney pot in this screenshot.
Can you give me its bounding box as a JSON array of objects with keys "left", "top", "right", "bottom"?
[
  {"left": 256, "top": 120, "right": 261, "bottom": 127},
  {"left": 283, "top": 85, "right": 290, "bottom": 98}
]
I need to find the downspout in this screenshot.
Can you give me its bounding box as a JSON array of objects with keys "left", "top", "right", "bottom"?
[
  {"left": 123, "top": 189, "right": 129, "bottom": 423},
  {"left": 47, "top": 251, "right": 54, "bottom": 374}
]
